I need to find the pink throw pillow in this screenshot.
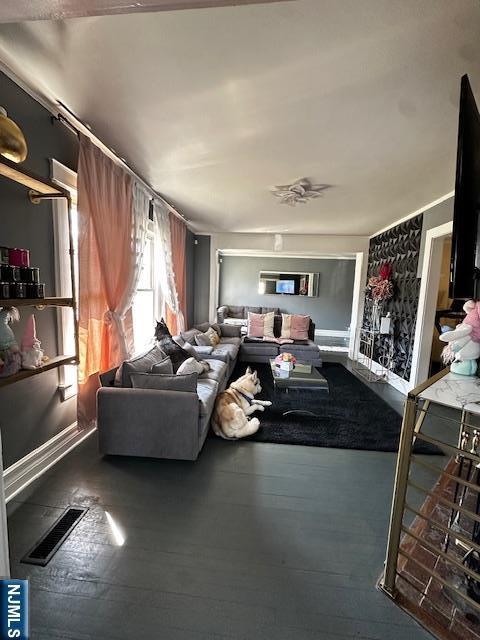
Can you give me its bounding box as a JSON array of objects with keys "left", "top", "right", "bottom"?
[
  {"left": 281, "top": 314, "right": 310, "bottom": 340},
  {"left": 247, "top": 312, "right": 275, "bottom": 338}
]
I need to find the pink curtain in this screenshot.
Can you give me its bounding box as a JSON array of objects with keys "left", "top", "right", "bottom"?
[
  {"left": 166, "top": 212, "right": 187, "bottom": 335},
  {"left": 77, "top": 134, "right": 133, "bottom": 428}
]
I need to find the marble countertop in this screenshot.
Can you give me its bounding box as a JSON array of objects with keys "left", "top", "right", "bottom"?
[{"left": 419, "top": 372, "right": 480, "bottom": 415}]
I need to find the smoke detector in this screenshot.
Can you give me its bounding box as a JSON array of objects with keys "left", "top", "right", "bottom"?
[{"left": 272, "top": 178, "right": 329, "bottom": 206}]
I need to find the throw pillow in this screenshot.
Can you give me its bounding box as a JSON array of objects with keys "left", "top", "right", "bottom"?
[
  {"left": 177, "top": 357, "right": 210, "bottom": 376},
  {"left": 151, "top": 356, "right": 174, "bottom": 375},
  {"left": 130, "top": 372, "right": 198, "bottom": 392},
  {"left": 280, "top": 314, "right": 310, "bottom": 341},
  {"left": 154, "top": 318, "right": 191, "bottom": 371},
  {"left": 180, "top": 328, "right": 202, "bottom": 345},
  {"left": 114, "top": 344, "right": 167, "bottom": 387},
  {"left": 247, "top": 311, "right": 275, "bottom": 339},
  {"left": 195, "top": 327, "right": 220, "bottom": 347}
]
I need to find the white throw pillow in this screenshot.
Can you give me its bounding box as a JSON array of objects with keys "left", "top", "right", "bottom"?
[{"left": 176, "top": 357, "right": 210, "bottom": 376}]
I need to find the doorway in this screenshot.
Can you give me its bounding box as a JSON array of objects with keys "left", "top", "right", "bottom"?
[{"left": 410, "top": 221, "right": 454, "bottom": 388}]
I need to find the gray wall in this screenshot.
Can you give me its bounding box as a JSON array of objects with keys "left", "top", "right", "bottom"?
[
  {"left": 193, "top": 235, "right": 211, "bottom": 325},
  {"left": 0, "top": 71, "right": 78, "bottom": 468},
  {"left": 219, "top": 256, "right": 355, "bottom": 331}
]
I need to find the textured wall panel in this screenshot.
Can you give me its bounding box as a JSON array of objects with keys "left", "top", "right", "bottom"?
[{"left": 362, "top": 214, "right": 423, "bottom": 380}]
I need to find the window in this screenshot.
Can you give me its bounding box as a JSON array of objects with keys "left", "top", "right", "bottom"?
[
  {"left": 51, "top": 159, "right": 78, "bottom": 401},
  {"left": 132, "top": 229, "right": 159, "bottom": 352}
]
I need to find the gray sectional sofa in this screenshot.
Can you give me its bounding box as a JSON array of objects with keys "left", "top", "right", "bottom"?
[{"left": 96, "top": 318, "right": 322, "bottom": 462}]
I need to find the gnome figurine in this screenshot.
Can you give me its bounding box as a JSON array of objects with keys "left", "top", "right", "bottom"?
[{"left": 21, "top": 314, "right": 44, "bottom": 370}]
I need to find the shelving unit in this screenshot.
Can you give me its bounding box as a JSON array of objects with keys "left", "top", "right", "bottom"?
[
  {"left": 0, "top": 297, "right": 73, "bottom": 308},
  {"left": 0, "top": 157, "right": 79, "bottom": 388}
]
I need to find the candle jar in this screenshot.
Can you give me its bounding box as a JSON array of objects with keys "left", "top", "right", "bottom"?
[
  {"left": 0, "top": 265, "right": 20, "bottom": 282},
  {"left": 0, "top": 282, "right": 11, "bottom": 298},
  {"left": 9, "top": 248, "right": 30, "bottom": 267},
  {"left": 0, "top": 247, "right": 9, "bottom": 265},
  {"left": 20, "top": 267, "right": 40, "bottom": 283},
  {"left": 10, "top": 282, "right": 26, "bottom": 298},
  {"left": 26, "top": 283, "right": 45, "bottom": 299}
]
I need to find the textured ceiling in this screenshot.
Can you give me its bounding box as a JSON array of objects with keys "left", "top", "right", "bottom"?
[{"left": 0, "top": 0, "right": 479, "bottom": 234}]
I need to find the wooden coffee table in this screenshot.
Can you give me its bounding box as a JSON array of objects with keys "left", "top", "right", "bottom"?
[{"left": 269, "top": 359, "right": 329, "bottom": 417}]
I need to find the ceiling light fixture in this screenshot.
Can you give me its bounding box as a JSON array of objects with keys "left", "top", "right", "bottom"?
[
  {"left": 0, "top": 107, "right": 27, "bottom": 163},
  {"left": 272, "top": 178, "right": 329, "bottom": 206}
]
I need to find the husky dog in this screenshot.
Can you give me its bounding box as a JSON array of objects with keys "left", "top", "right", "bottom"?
[{"left": 211, "top": 367, "right": 272, "bottom": 439}]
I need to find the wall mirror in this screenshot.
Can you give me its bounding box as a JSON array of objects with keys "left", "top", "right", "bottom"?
[{"left": 258, "top": 271, "right": 319, "bottom": 297}]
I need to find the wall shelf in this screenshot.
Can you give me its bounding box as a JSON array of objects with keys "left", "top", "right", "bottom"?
[
  {"left": 0, "top": 157, "right": 69, "bottom": 198},
  {"left": 0, "top": 158, "right": 79, "bottom": 388},
  {"left": 0, "top": 356, "right": 78, "bottom": 389},
  {"left": 0, "top": 297, "right": 74, "bottom": 308}
]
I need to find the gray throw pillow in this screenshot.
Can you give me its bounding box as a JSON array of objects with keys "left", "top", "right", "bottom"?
[
  {"left": 115, "top": 345, "right": 167, "bottom": 387},
  {"left": 130, "top": 372, "right": 198, "bottom": 392},
  {"left": 180, "top": 328, "right": 202, "bottom": 344},
  {"left": 150, "top": 356, "right": 173, "bottom": 375},
  {"left": 195, "top": 332, "right": 212, "bottom": 347}
]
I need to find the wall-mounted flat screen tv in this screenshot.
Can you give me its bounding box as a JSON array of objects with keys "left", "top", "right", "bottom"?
[
  {"left": 450, "top": 74, "right": 480, "bottom": 299},
  {"left": 276, "top": 280, "right": 295, "bottom": 294}
]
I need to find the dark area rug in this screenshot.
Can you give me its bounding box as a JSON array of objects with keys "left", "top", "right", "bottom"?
[{"left": 227, "top": 361, "right": 438, "bottom": 453}]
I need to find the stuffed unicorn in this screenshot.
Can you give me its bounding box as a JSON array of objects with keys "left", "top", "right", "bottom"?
[
  {"left": 439, "top": 300, "right": 480, "bottom": 376},
  {"left": 0, "top": 307, "right": 21, "bottom": 378}
]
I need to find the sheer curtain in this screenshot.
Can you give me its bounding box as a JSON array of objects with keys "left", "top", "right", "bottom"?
[
  {"left": 77, "top": 135, "right": 148, "bottom": 428},
  {"left": 153, "top": 199, "right": 181, "bottom": 332},
  {"left": 125, "top": 181, "right": 150, "bottom": 352},
  {"left": 168, "top": 212, "right": 187, "bottom": 334}
]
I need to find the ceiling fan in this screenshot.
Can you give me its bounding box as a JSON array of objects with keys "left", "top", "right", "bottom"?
[{"left": 272, "top": 178, "right": 330, "bottom": 206}]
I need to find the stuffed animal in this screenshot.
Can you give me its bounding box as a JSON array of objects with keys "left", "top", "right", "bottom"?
[
  {"left": 21, "top": 313, "right": 44, "bottom": 370},
  {"left": 0, "top": 307, "right": 21, "bottom": 377},
  {"left": 439, "top": 300, "right": 480, "bottom": 376}
]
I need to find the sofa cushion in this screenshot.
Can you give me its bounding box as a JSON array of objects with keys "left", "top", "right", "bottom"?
[
  {"left": 150, "top": 356, "right": 174, "bottom": 375},
  {"left": 240, "top": 342, "right": 279, "bottom": 357},
  {"left": 227, "top": 305, "right": 245, "bottom": 319},
  {"left": 279, "top": 340, "right": 317, "bottom": 352},
  {"left": 155, "top": 319, "right": 191, "bottom": 371},
  {"left": 115, "top": 344, "right": 168, "bottom": 387},
  {"left": 245, "top": 306, "right": 261, "bottom": 315},
  {"left": 130, "top": 371, "right": 198, "bottom": 392},
  {"left": 219, "top": 336, "right": 241, "bottom": 347},
  {"left": 196, "top": 379, "right": 218, "bottom": 417},
  {"left": 200, "top": 358, "right": 228, "bottom": 383},
  {"left": 261, "top": 307, "right": 280, "bottom": 315},
  {"left": 192, "top": 345, "right": 214, "bottom": 358},
  {"left": 210, "top": 343, "right": 239, "bottom": 362}
]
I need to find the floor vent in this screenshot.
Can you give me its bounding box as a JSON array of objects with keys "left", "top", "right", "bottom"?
[{"left": 22, "top": 507, "right": 88, "bottom": 566}]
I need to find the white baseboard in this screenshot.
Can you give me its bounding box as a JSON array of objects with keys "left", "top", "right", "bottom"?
[
  {"left": 3, "top": 422, "right": 96, "bottom": 503},
  {"left": 315, "top": 329, "right": 350, "bottom": 338},
  {"left": 351, "top": 353, "right": 409, "bottom": 395}
]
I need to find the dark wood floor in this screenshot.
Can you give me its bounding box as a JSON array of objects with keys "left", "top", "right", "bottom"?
[{"left": 7, "top": 418, "right": 433, "bottom": 639}]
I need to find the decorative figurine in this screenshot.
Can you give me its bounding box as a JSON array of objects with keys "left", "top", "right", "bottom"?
[
  {"left": 20, "top": 313, "right": 44, "bottom": 370},
  {"left": 0, "top": 306, "right": 21, "bottom": 377}
]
